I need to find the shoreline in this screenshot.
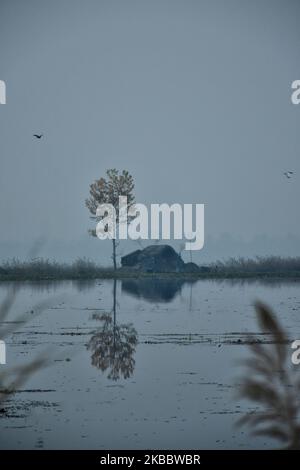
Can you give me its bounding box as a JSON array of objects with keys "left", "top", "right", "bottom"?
[{"left": 1, "top": 270, "right": 300, "bottom": 282}]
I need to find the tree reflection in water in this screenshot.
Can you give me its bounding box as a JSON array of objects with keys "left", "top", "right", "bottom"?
[{"left": 87, "top": 280, "right": 138, "bottom": 380}]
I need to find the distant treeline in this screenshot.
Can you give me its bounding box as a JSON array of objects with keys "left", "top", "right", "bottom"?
[{"left": 0, "top": 256, "right": 300, "bottom": 281}]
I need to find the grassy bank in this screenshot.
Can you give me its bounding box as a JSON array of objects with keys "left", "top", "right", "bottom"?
[{"left": 1, "top": 256, "right": 300, "bottom": 281}]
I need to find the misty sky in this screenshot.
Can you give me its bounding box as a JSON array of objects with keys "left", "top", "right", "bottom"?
[{"left": 0, "top": 0, "right": 300, "bottom": 263}]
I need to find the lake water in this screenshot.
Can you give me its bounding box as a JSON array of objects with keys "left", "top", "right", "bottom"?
[{"left": 0, "top": 278, "right": 300, "bottom": 449}]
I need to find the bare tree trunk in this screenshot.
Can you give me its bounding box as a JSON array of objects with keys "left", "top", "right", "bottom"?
[
  {"left": 112, "top": 278, "right": 117, "bottom": 352},
  {"left": 112, "top": 239, "right": 117, "bottom": 271},
  {"left": 113, "top": 278, "right": 117, "bottom": 327}
]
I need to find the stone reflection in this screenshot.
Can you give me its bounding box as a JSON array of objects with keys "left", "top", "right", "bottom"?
[
  {"left": 87, "top": 279, "right": 138, "bottom": 380},
  {"left": 122, "top": 278, "right": 194, "bottom": 303}
]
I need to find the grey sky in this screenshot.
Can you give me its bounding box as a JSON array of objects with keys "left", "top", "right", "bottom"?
[{"left": 0, "top": 0, "right": 299, "bottom": 263}]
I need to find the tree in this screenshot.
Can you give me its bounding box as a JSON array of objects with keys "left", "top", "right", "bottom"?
[{"left": 86, "top": 169, "right": 135, "bottom": 270}]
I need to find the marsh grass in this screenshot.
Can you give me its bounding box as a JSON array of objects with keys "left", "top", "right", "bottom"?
[
  {"left": 1, "top": 256, "right": 300, "bottom": 281},
  {"left": 0, "top": 285, "right": 55, "bottom": 403},
  {"left": 237, "top": 302, "right": 300, "bottom": 449},
  {"left": 215, "top": 256, "right": 300, "bottom": 275},
  {"left": 0, "top": 257, "right": 106, "bottom": 281}
]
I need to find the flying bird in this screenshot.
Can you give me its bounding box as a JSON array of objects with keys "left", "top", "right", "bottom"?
[
  {"left": 33, "top": 134, "right": 43, "bottom": 139},
  {"left": 283, "top": 171, "right": 294, "bottom": 179}
]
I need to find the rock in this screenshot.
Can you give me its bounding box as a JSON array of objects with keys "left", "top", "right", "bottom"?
[
  {"left": 121, "top": 249, "right": 142, "bottom": 267},
  {"left": 183, "top": 262, "right": 201, "bottom": 273},
  {"left": 198, "top": 266, "right": 211, "bottom": 273},
  {"left": 121, "top": 244, "right": 200, "bottom": 273}
]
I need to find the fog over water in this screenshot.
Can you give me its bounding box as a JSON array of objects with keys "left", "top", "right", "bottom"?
[
  {"left": 1, "top": 0, "right": 300, "bottom": 264},
  {"left": 2, "top": 0, "right": 300, "bottom": 453},
  {"left": 1, "top": 278, "right": 300, "bottom": 449}
]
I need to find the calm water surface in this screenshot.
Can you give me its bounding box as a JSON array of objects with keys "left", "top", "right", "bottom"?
[{"left": 0, "top": 278, "right": 300, "bottom": 449}]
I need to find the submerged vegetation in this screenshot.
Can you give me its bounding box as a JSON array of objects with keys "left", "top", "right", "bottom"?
[{"left": 1, "top": 256, "right": 300, "bottom": 281}]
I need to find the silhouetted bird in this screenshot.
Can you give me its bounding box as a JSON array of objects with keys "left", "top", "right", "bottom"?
[
  {"left": 283, "top": 171, "right": 294, "bottom": 179},
  {"left": 33, "top": 134, "right": 43, "bottom": 139}
]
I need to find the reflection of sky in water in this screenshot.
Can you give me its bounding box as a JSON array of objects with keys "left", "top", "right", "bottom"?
[{"left": 0, "top": 279, "right": 300, "bottom": 449}]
